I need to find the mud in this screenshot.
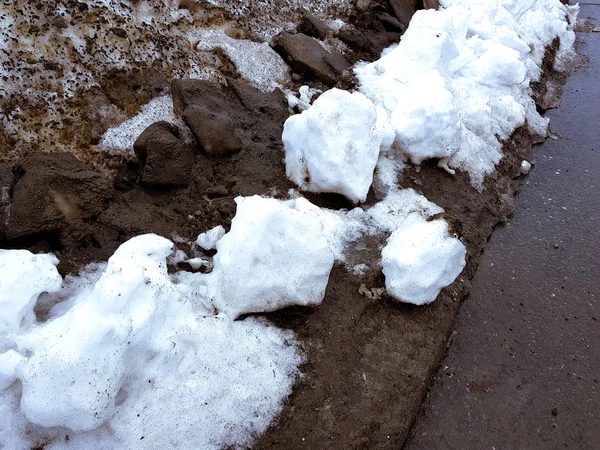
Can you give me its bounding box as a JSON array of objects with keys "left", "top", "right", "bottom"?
[{"left": 0, "top": 2, "right": 574, "bottom": 450}]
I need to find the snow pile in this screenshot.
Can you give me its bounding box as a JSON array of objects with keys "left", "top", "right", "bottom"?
[
  {"left": 210, "top": 196, "right": 335, "bottom": 318},
  {"left": 353, "top": 0, "right": 577, "bottom": 188},
  {"left": 98, "top": 96, "right": 189, "bottom": 156},
  {"left": 0, "top": 235, "right": 303, "bottom": 450},
  {"left": 195, "top": 29, "right": 291, "bottom": 91},
  {"left": 283, "top": 88, "right": 394, "bottom": 203},
  {"left": 381, "top": 219, "right": 466, "bottom": 305}
]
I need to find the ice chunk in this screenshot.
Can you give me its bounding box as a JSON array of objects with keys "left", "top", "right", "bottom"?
[
  {"left": 520, "top": 160, "right": 532, "bottom": 174},
  {"left": 210, "top": 196, "right": 335, "bottom": 318},
  {"left": 196, "top": 225, "right": 226, "bottom": 250},
  {"left": 283, "top": 88, "right": 394, "bottom": 203},
  {"left": 381, "top": 219, "right": 466, "bottom": 305}
]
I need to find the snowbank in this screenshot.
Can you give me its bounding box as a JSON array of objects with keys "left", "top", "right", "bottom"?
[
  {"left": 283, "top": 88, "right": 394, "bottom": 203},
  {"left": 354, "top": 0, "right": 577, "bottom": 188},
  {"left": 0, "top": 235, "right": 303, "bottom": 449}
]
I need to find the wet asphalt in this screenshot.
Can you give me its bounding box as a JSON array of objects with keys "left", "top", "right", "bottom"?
[{"left": 405, "top": 3, "right": 600, "bottom": 450}]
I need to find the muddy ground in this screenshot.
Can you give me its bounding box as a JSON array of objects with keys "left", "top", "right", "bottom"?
[{"left": 0, "top": 1, "right": 574, "bottom": 449}]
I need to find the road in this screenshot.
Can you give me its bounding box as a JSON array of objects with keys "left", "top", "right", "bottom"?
[{"left": 405, "top": 3, "right": 600, "bottom": 449}]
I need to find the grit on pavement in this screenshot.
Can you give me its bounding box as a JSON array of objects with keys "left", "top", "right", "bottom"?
[{"left": 404, "top": 2, "right": 600, "bottom": 449}]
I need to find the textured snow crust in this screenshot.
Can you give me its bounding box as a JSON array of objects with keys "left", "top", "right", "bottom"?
[
  {"left": 354, "top": 0, "right": 578, "bottom": 188},
  {"left": 0, "top": 235, "right": 303, "bottom": 450}
]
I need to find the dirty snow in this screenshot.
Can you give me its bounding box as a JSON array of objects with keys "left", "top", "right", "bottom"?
[
  {"left": 98, "top": 96, "right": 188, "bottom": 156},
  {"left": 354, "top": 0, "right": 578, "bottom": 188},
  {"left": 194, "top": 29, "right": 291, "bottom": 91}
]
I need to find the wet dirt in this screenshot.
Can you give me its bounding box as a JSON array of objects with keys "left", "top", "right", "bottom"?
[{"left": 0, "top": 2, "right": 577, "bottom": 450}]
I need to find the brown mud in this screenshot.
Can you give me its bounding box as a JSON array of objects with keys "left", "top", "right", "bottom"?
[{"left": 0, "top": 2, "right": 572, "bottom": 449}]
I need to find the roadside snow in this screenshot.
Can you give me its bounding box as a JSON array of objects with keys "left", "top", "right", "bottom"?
[
  {"left": 0, "top": 235, "right": 303, "bottom": 450},
  {"left": 0, "top": 0, "right": 577, "bottom": 447}
]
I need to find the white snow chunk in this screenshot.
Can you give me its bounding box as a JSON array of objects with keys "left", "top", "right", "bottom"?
[
  {"left": 381, "top": 219, "right": 466, "bottom": 305},
  {"left": 283, "top": 88, "right": 394, "bottom": 203},
  {"left": 520, "top": 160, "right": 532, "bottom": 174},
  {"left": 196, "top": 225, "right": 226, "bottom": 250},
  {"left": 0, "top": 250, "right": 62, "bottom": 345},
  {"left": 210, "top": 196, "right": 334, "bottom": 318}
]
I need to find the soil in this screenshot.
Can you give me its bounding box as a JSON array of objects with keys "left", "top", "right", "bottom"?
[{"left": 0, "top": 2, "right": 574, "bottom": 449}]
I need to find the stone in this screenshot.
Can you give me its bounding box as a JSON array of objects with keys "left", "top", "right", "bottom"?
[
  {"left": 170, "top": 79, "right": 229, "bottom": 115},
  {"left": 298, "top": 14, "right": 333, "bottom": 40},
  {"left": 272, "top": 32, "right": 350, "bottom": 86},
  {"left": 338, "top": 29, "right": 402, "bottom": 53},
  {"left": 7, "top": 153, "right": 113, "bottom": 239},
  {"left": 378, "top": 12, "right": 406, "bottom": 32},
  {"left": 423, "top": 0, "right": 439, "bottom": 10},
  {"left": 387, "top": 0, "right": 419, "bottom": 27},
  {"left": 183, "top": 105, "right": 243, "bottom": 156},
  {"left": 133, "top": 121, "right": 195, "bottom": 187}
]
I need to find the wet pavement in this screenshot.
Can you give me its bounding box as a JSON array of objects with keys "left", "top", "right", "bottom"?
[{"left": 405, "top": 3, "right": 600, "bottom": 450}]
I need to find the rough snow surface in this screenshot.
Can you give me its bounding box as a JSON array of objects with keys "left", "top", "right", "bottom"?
[
  {"left": 0, "top": 250, "right": 62, "bottom": 349},
  {"left": 194, "top": 29, "right": 291, "bottom": 91},
  {"left": 210, "top": 196, "right": 335, "bottom": 318},
  {"left": 354, "top": 0, "right": 577, "bottom": 188},
  {"left": 283, "top": 88, "right": 394, "bottom": 203},
  {"left": 381, "top": 219, "right": 466, "bottom": 305},
  {"left": 0, "top": 235, "right": 303, "bottom": 449}
]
